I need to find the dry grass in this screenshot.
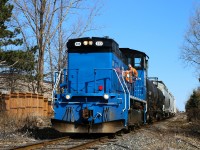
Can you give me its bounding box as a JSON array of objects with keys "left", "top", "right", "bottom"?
[{"left": 0, "top": 111, "right": 51, "bottom": 139}]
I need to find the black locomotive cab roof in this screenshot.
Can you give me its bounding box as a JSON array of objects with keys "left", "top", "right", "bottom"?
[
  {"left": 67, "top": 37, "right": 120, "bottom": 53},
  {"left": 120, "top": 48, "right": 149, "bottom": 70},
  {"left": 120, "top": 48, "right": 149, "bottom": 59}
]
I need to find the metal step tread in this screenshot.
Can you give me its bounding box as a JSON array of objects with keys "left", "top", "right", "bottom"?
[{"left": 130, "top": 95, "right": 146, "bottom": 103}]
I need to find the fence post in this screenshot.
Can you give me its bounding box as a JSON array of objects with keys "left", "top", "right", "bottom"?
[
  {"left": 38, "top": 94, "right": 44, "bottom": 116},
  {"left": 4, "top": 93, "right": 10, "bottom": 113},
  {"left": 44, "top": 98, "right": 48, "bottom": 116},
  {"left": 19, "top": 93, "right": 26, "bottom": 118},
  {"left": 10, "top": 92, "right": 18, "bottom": 118},
  {"left": 32, "top": 93, "right": 38, "bottom": 116}
]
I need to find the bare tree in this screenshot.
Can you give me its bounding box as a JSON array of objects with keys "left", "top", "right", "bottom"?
[
  {"left": 181, "top": 5, "right": 200, "bottom": 75},
  {"left": 12, "top": 0, "right": 102, "bottom": 93}
]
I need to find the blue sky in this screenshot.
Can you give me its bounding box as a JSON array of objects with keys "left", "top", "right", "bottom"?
[{"left": 86, "top": 0, "right": 200, "bottom": 111}]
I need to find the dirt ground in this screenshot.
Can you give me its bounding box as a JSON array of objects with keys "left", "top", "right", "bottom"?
[
  {"left": 0, "top": 112, "right": 200, "bottom": 149},
  {"left": 139, "top": 113, "right": 200, "bottom": 149}
]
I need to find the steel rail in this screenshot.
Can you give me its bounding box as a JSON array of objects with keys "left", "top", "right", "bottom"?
[
  {"left": 67, "top": 136, "right": 109, "bottom": 150},
  {"left": 10, "top": 136, "right": 69, "bottom": 150}
]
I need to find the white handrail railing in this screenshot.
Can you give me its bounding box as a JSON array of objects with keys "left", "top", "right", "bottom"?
[
  {"left": 113, "top": 69, "right": 127, "bottom": 112},
  {"left": 51, "top": 70, "right": 62, "bottom": 111},
  {"left": 122, "top": 71, "right": 130, "bottom": 110}
]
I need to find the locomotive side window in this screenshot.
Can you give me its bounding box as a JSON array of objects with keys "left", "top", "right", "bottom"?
[{"left": 134, "top": 57, "right": 142, "bottom": 68}]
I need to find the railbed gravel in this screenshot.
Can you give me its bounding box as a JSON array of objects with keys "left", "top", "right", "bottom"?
[
  {"left": 97, "top": 114, "right": 200, "bottom": 150},
  {"left": 98, "top": 129, "right": 200, "bottom": 150}
]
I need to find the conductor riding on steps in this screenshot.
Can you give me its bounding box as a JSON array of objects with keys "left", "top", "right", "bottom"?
[{"left": 124, "top": 64, "right": 138, "bottom": 95}]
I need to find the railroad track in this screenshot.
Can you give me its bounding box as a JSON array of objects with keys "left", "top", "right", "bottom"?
[
  {"left": 6, "top": 118, "right": 175, "bottom": 150},
  {"left": 10, "top": 136, "right": 110, "bottom": 150}
]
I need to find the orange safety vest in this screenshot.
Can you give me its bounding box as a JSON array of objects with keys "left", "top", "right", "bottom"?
[{"left": 125, "top": 67, "right": 138, "bottom": 83}]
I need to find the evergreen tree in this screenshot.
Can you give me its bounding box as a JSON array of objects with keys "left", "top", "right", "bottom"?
[
  {"left": 0, "top": 50, "right": 35, "bottom": 72},
  {"left": 185, "top": 89, "right": 200, "bottom": 110},
  {"left": 185, "top": 88, "right": 200, "bottom": 121},
  {"left": 0, "top": 0, "right": 22, "bottom": 49},
  {"left": 0, "top": 50, "right": 36, "bottom": 92},
  {"left": 0, "top": 0, "right": 37, "bottom": 92}
]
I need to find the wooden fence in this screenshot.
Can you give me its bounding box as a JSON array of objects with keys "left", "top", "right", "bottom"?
[{"left": 0, "top": 92, "right": 53, "bottom": 118}]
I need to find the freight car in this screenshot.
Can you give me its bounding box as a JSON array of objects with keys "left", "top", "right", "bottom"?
[
  {"left": 146, "top": 78, "right": 176, "bottom": 122},
  {"left": 51, "top": 37, "right": 176, "bottom": 133}
]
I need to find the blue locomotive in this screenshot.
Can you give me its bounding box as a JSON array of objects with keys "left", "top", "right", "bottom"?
[{"left": 51, "top": 37, "right": 176, "bottom": 133}]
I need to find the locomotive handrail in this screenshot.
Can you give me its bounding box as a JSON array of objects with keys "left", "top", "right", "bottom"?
[
  {"left": 121, "top": 71, "right": 130, "bottom": 110},
  {"left": 113, "top": 69, "right": 127, "bottom": 112},
  {"left": 51, "top": 69, "right": 63, "bottom": 112},
  {"left": 94, "top": 68, "right": 128, "bottom": 111},
  {"left": 130, "top": 95, "right": 146, "bottom": 103}
]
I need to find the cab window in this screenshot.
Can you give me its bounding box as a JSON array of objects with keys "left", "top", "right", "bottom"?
[{"left": 134, "top": 57, "right": 142, "bottom": 68}]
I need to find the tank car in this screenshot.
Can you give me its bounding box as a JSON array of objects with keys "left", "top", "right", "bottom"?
[
  {"left": 51, "top": 37, "right": 148, "bottom": 133},
  {"left": 146, "top": 78, "right": 176, "bottom": 121},
  {"left": 157, "top": 81, "right": 176, "bottom": 117},
  {"left": 146, "top": 78, "right": 165, "bottom": 121}
]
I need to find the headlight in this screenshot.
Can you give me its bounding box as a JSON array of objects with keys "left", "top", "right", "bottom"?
[
  {"left": 103, "top": 94, "right": 109, "bottom": 100},
  {"left": 66, "top": 94, "right": 71, "bottom": 100},
  {"left": 89, "top": 41, "right": 93, "bottom": 45},
  {"left": 83, "top": 41, "right": 88, "bottom": 45}
]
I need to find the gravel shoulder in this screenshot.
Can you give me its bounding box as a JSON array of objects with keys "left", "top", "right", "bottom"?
[{"left": 98, "top": 113, "right": 200, "bottom": 150}]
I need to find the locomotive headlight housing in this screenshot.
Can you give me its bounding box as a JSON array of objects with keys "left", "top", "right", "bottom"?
[
  {"left": 65, "top": 94, "right": 71, "bottom": 100},
  {"left": 103, "top": 94, "right": 109, "bottom": 100},
  {"left": 89, "top": 41, "right": 93, "bottom": 45},
  {"left": 83, "top": 41, "right": 88, "bottom": 45}
]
